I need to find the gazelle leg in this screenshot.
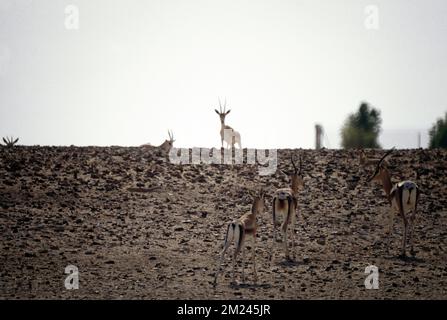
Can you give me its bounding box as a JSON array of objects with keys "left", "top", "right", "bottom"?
[
  {"left": 214, "top": 244, "right": 230, "bottom": 286},
  {"left": 282, "top": 224, "right": 289, "bottom": 260},
  {"left": 214, "top": 225, "right": 234, "bottom": 286},
  {"left": 283, "top": 199, "right": 292, "bottom": 261},
  {"left": 410, "top": 189, "right": 420, "bottom": 256},
  {"left": 401, "top": 218, "right": 408, "bottom": 258},
  {"left": 232, "top": 241, "right": 240, "bottom": 284},
  {"left": 270, "top": 199, "right": 277, "bottom": 262},
  {"left": 290, "top": 210, "right": 297, "bottom": 260},
  {"left": 232, "top": 225, "right": 244, "bottom": 284},
  {"left": 252, "top": 235, "right": 258, "bottom": 283},
  {"left": 386, "top": 209, "right": 394, "bottom": 254},
  {"left": 270, "top": 225, "right": 276, "bottom": 263},
  {"left": 408, "top": 214, "right": 416, "bottom": 256},
  {"left": 273, "top": 205, "right": 277, "bottom": 244}
]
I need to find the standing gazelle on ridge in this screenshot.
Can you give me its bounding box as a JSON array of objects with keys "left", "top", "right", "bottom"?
[
  {"left": 214, "top": 98, "right": 242, "bottom": 149},
  {"left": 271, "top": 154, "right": 305, "bottom": 262},
  {"left": 213, "top": 189, "right": 265, "bottom": 287},
  {"left": 368, "top": 148, "right": 420, "bottom": 258}
]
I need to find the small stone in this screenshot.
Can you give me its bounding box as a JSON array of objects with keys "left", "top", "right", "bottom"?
[{"left": 316, "top": 238, "right": 326, "bottom": 246}]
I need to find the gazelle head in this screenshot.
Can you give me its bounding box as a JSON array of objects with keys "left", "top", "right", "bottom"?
[
  {"left": 251, "top": 188, "right": 266, "bottom": 214},
  {"left": 282, "top": 154, "right": 304, "bottom": 191},
  {"left": 368, "top": 148, "right": 394, "bottom": 183},
  {"left": 214, "top": 98, "right": 231, "bottom": 123},
  {"left": 359, "top": 149, "right": 367, "bottom": 166},
  {"left": 161, "top": 130, "right": 175, "bottom": 151}
]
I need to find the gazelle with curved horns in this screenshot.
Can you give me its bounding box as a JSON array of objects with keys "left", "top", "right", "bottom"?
[
  {"left": 213, "top": 189, "right": 265, "bottom": 286},
  {"left": 214, "top": 98, "right": 242, "bottom": 149},
  {"left": 271, "top": 153, "right": 305, "bottom": 261},
  {"left": 158, "top": 130, "right": 175, "bottom": 154},
  {"left": 368, "top": 148, "right": 420, "bottom": 258}
]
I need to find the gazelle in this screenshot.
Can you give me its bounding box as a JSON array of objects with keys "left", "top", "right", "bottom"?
[
  {"left": 368, "top": 148, "right": 420, "bottom": 258},
  {"left": 271, "top": 154, "right": 304, "bottom": 261},
  {"left": 213, "top": 189, "right": 265, "bottom": 286},
  {"left": 140, "top": 130, "right": 175, "bottom": 153},
  {"left": 2, "top": 136, "right": 19, "bottom": 148},
  {"left": 158, "top": 130, "right": 175, "bottom": 153},
  {"left": 214, "top": 98, "right": 242, "bottom": 149}
]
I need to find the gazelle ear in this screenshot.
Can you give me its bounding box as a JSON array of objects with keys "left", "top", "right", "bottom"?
[
  {"left": 215, "top": 109, "right": 220, "bottom": 114},
  {"left": 225, "top": 110, "right": 231, "bottom": 115}
]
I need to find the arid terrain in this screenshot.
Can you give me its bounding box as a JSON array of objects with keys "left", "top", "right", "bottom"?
[{"left": 0, "top": 146, "right": 446, "bottom": 299}]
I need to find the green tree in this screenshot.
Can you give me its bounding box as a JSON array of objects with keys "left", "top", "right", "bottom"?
[
  {"left": 341, "top": 102, "right": 382, "bottom": 149},
  {"left": 429, "top": 112, "right": 447, "bottom": 148}
]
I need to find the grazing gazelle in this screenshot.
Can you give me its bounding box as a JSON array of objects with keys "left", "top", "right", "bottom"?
[
  {"left": 368, "top": 148, "right": 420, "bottom": 258},
  {"left": 213, "top": 189, "right": 265, "bottom": 286},
  {"left": 158, "top": 130, "right": 175, "bottom": 154},
  {"left": 140, "top": 130, "right": 175, "bottom": 154},
  {"left": 271, "top": 154, "right": 304, "bottom": 261},
  {"left": 214, "top": 98, "right": 242, "bottom": 149}
]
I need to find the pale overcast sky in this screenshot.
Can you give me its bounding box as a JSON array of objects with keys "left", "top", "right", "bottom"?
[{"left": 1, "top": 0, "right": 446, "bottom": 148}]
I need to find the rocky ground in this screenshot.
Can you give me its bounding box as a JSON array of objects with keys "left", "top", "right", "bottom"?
[{"left": 0, "top": 146, "right": 446, "bottom": 299}]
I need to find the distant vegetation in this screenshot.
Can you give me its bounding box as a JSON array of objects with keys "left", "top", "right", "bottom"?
[
  {"left": 429, "top": 112, "right": 447, "bottom": 148},
  {"left": 341, "top": 102, "right": 382, "bottom": 149}
]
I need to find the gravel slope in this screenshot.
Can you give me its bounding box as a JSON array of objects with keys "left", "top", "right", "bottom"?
[{"left": 0, "top": 146, "right": 446, "bottom": 299}]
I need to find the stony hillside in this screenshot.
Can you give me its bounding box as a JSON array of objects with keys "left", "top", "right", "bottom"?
[{"left": 0, "top": 146, "right": 446, "bottom": 299}]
